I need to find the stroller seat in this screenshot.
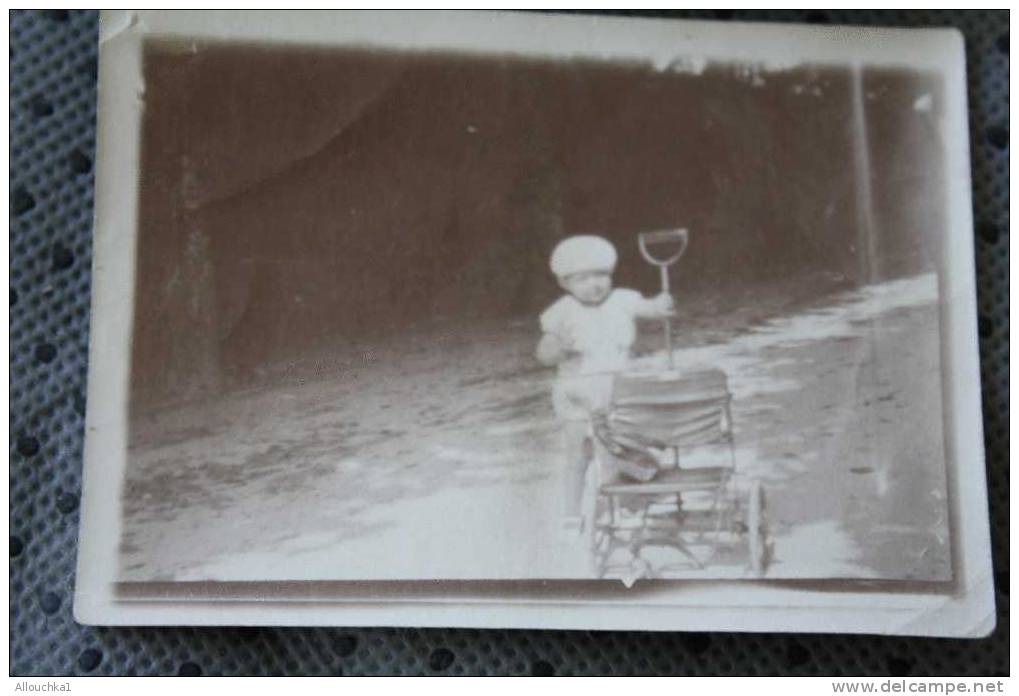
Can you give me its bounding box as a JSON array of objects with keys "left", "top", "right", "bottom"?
[
  {"left": 608, "top": 368, "right": 732, "bottom": 444},
  {"left": 600, "top": 466, "right": 730, "bottom": 495},
  {"left": 594, "top": 367, "right": 734, "bottom": 484},
  {"left": 587, "top": 367, "right": 746, "bottom": 578}
]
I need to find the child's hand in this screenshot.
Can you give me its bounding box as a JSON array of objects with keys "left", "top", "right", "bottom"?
[
  {"left": 536, "top": 332, "right": 572, "bottom": 366},
  {"left": 650, "top": 292, "right": 676, "bottom": 317}
]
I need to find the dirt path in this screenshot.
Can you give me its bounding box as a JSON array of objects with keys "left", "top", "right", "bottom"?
[{"left": 121, "top": 273, "right": 949, "bottom": 582}]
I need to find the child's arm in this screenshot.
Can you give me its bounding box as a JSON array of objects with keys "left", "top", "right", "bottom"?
[
  {"left": 635, "top": 292, "right": 676, "bottom": 319},
  {"left": 537, "top": 299, "right": 572, "bottom": 366},
  {"left": 536, "top": 332, "right": 570, "bottom": 366}
]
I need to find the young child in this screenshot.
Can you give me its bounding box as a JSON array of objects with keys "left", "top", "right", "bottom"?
[{"left": 536, "top": 235, "right": 675, "bottom": 538}]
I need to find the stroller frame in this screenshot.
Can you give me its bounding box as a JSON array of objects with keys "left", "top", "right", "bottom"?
[{"left": 583, "top": 369, "right": 768, "bottom": 580}]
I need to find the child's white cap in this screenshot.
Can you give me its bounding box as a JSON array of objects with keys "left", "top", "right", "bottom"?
[{"left": 549, "top": 236, "right": 617, "bottom": 278}]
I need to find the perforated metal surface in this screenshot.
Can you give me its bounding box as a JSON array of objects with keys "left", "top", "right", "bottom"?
[{"left": 9, "top": 10, "right": 1008, "bottom": 676}]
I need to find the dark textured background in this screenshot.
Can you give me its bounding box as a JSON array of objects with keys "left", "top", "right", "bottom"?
[
  {"left": 130, "top": 43, "right": 944, "bottom": 411},
  {"left": 9, "top": 9, "right": 1008, "bottom": 676}
]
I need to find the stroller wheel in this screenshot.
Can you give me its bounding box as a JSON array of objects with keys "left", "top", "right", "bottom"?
[{"left": 746, "top": 480, "right": 767, "bottom": 576}]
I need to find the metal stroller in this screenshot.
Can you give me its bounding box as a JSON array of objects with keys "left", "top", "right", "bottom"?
[{"left": 585, "top": 368, "right": 768, "bottom": 580}]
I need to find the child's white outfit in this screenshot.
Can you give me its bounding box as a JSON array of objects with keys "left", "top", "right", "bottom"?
[
  {"left": 540, "top": 288, "right": 651, "bottom": 418},
  {"left": 540, "top": 288, "right": 657, "bottom": 520}
]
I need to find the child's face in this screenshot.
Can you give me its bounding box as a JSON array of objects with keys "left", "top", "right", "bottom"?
[{"left": 560, "top": 271, "right": 613, "bottom": 306}]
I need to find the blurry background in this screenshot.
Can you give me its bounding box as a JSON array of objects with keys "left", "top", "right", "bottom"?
[{"left": 132, "top": 43, "right": 945, "bottom": 410}]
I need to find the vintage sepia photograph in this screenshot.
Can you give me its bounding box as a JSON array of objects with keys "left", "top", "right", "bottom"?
[
  {"left": 113, "top": 32, "right": 953, "bottom": 586},
  {"left": 72, "top": 12, "right": 995, "bottom": 633}
]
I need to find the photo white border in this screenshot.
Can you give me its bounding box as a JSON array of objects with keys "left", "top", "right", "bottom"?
[{"left": 74, "top": 10, "right": 995, "bottom": 636}]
